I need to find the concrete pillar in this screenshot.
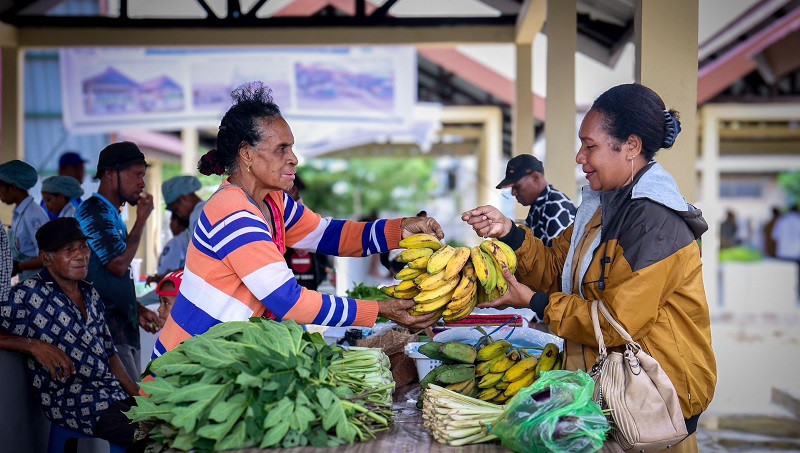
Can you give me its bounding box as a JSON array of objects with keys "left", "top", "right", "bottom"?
[
  {"left": 0, "top": 46, "right": 22, "bottom": 224},
  {"left": 514, "top": 42, "right": 534, "bottom": 221},
  {"left": 479, "top": 108, "right": 503, "bottom": 210},
  {"left": 143, "top": 160, "right": 164, "bottom": 277},
  {"left": 545, "top": 0, "right": 577, "bottom": 201},
  {"left": 700, "top": 106, "right": 720, "bottom": 309},
  {"left": 635, "top": 0, "right": 699, "bottom": 201},
  {"left": 181, "top": 126, "right": 199, "bottom": 175}
]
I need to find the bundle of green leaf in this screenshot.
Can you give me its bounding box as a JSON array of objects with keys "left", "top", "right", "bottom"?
[
  {"left": 126, "top": 319, "right": 395, "bottom": 451},
  {"left": 346, "top": 282, "right": 390, "bottom": 301}
]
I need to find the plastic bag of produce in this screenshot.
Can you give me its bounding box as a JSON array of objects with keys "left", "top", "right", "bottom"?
[{"left": 489, "top": 370, "right": 609, "bottom": 453}]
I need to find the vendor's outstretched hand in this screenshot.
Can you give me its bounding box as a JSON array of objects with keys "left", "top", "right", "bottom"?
[
  {"left": 461, "top": 206, "right": 513, "bottom": 238},
  {"left": 378, "top": 299, "right": 440, "bottom": 331},
  {"left": 477, "top": 268, "right": 533, "bottom": 310},
  {"left": 401, "top": 216, "right": 445, "bottom": 240}
]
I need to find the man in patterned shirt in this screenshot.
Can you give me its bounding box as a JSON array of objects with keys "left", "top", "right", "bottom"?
[
  {"left": 496, "top": 154, "right": 577, "bottom": 246},
  {"left": 0, "top": 217, "right": 140, "bottom": 446}
]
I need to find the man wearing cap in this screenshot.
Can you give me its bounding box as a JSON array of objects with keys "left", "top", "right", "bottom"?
[
  {"left": 162, "top": 175, "right": 206, "bottom": 240},
  {"left": 41, "top": 152, "right": 89, "bottom": 221},
  {"left": 0, "top": 159, "right": 50, "bottom": 281},
  {"left": 496, "top": 154, "right": 576, "bottom": 246},
  {"left": 0, "top": 217, "right": 141, "bottom": 445},
  {"left": 41, "top": 175, "right": 85, "bottom": 218},
  {"left": 75, "top": 142, "right": 160, "bottom": 382}
]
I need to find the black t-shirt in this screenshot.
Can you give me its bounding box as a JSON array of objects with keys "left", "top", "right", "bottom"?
[{"left": 284, "top": 249, "right": 328, "bottom": 291}]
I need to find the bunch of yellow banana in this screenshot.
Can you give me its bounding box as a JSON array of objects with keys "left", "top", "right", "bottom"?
[
  {"left": 472, "top": 340, "right": 562, "bottom": 404},
  {"left": 380, "top": 233, "right": 444, "bottom": 300}
]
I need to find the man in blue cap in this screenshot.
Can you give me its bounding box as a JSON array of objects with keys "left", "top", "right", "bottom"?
[
  {"left": 75, "top": 142, "right": 160, "bottom": 382},
  {"left": 0, "top": 160, "right": 50, "bottom": 281}
]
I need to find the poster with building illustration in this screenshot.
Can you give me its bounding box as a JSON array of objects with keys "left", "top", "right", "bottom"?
[{"left": 60, "top": 47, "right": 416, "bottom": 134}]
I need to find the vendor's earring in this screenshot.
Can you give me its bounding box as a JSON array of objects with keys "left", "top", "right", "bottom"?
[{"left": 247, "top": 165, "right": 252, "bottom": 173}]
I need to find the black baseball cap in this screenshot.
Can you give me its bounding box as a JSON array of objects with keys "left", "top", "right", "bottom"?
[
  {"left": 36, "top": 218, "right": 89, "bottom": 252},
  {"left": 496, "top": 154, "right": 544, "bottom": 189},
  {"left": 93, "top": 141, "right": 149, "bottom": 179}
]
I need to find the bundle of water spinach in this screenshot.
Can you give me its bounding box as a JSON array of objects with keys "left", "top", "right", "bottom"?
[{"left": 126, "top": 319, "right": 395, "bottom": 451}]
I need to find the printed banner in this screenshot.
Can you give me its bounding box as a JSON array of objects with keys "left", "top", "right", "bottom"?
[{"left": 60, "top": 47, "right": 417, "bottom": 134}]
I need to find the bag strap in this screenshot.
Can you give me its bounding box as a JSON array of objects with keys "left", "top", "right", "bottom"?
[{"left": 591, "top": 300, "right": 642, "bottom": 359}]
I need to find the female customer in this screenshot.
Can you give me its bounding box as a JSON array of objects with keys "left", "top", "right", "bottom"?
[
  {"left": 154, "top": 82, "right": 443, "bottom": 359},
  {"left": 462, "top": 84, "right": 716, "bottom": 452},
  {"left": 41, "top": 175, "right": 84, "bottom": 218}
]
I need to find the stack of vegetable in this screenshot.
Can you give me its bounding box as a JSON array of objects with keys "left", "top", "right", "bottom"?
[
  {"left": 421, "top": 384, "right": 503, "bottom": 446},
  {"left": 126, "top": 319, "right": 394, "bottom": 451}
]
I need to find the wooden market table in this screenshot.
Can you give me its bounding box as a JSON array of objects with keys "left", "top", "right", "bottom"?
[{"left": 227, "top": 384, "right": 511, "bottom": 453}]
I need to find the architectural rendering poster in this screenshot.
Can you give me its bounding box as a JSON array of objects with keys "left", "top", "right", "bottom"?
[{"left": 60, "top": 47, "right": 417, "bottom": 134}]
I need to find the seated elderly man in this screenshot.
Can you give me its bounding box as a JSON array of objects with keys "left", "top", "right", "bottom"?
[{"left": 0, "top": 217, "right": 140, "bottom": 447}]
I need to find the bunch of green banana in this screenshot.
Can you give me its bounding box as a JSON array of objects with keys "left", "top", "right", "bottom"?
[
  {"left": 416, "top": 341, "right": 479, "bottom": 405},
  {"left": 421, "top": 384, "right": 502, "bottom": 446}
]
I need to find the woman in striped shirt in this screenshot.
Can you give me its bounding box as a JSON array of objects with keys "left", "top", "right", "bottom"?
[{"left": 154, "top": 82, "right": 443, "bottom": 359}]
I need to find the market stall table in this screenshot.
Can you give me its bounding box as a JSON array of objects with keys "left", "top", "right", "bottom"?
[{"left": 218, "top": 384, "right": 511, "bottom": 453}]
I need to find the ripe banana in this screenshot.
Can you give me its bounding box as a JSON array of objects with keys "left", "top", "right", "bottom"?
[
  {"left": 395, "top": 279, "right": 417, "bottom": 292},
  {"left": 427, "top": 245, "right": 456, "bottom": 275},
  {"left": 470, "top": 246, "right": 491, "bottom": 288},
  {"left": 475, "top": 354, "right": 505, "bottom": 377},
  {"left": 409, "top": 290, "right": 453, "bottom": 314},
  {"left": 534, "top": 343, "right": 560, "bottom": 379},
  {"left": 397, "top": 247, "right": 434, "bottom": 263},
  {"left": 396, "top": 267, "right": 424, "bottom": 281},
  {"left": 502, "top": 356, "right": 538, "bottom": 382},
  {"left": 489, "top": 352, "right": 519, "bottom": 374},
  {"left": 393, "top": 287, "right": 420, "bottom": 300},
  {"left": 475, "top": 339, "right": 511, "bottom": 362},
  {"left": 495, "top": 268, "right": 508, "bottom": 296},
  {"left": 446, "top": 287, "right": 478, "bottom": 313},
  {"left": 414, "top": 275, "right": 460, "bottom": 303},
  {"left": 413, "top": 272, "right": 430, "bottom": 285},
  {"left": 477, "top": 371, "right": 504, "bottom": 389},
  {"left": 442, "top": 297, "right": 476, "bottom": 322},
  {"left": 480, "top": 239, "right": 510, "bottom": 271},
  {"left": 476, "top": 387, "right": 502, "bottom": 402},
  {"left": 408, "top": 256, "right": 430, "bottom": 270},
  {"left": 380, "top": 285, "right": 397, "bottom": 298},
  {"left": 480, "top": 250, "right": 497, "bottom": 292},
  {"left": 461, "top": 260, "right": 476, "bottom": 279},
  {"left": 502, "top": 372, "right": 536, "bottom": 399},
  {"left": 417, "top": 271, "right": 449, "bottom": 291},
  {"left": 451, "top": 272, "right": 477, "bottom": 301},
  {"left": 446, "top": 378, "right": 475, "bottom": 394},
  {"left": 399, "top": 233, "right": 443, "bottom": 250},
  {"left": 492, "top": 239, "right": 517, "bottom": 274},
  {"left": 444, "top": 247, "right": 471, "bottom": 280}
]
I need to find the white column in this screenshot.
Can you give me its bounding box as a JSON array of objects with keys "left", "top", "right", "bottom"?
[
  {"left": 181, "top": 126, "right": 199, "bottom": 175},
  {"left": 700, "top": 106, "right": 720, "bottom": 309}
]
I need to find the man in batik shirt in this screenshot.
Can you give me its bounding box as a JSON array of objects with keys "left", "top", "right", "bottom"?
[{"left": 0, "top": 218, "right": 140, "bottom": 446}]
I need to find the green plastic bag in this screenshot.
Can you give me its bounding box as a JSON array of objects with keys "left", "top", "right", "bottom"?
[{"left": 489, "top": 370, "right": 609, "bottom": 453}]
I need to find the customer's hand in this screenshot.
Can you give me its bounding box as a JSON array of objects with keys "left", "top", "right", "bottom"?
[
  {"left": 401, "top": 216, "right": 445, "bottom": 240},
  {"left": 31, "top": 339, "right": 75, "bottom": 381},
  {"left": 138, "top": 303, "right": 162, "bottom": 333},
  {"left": 477, "top": 268, "right": 533, "bottom": 310},
  {"left": 461, "top": 206, "right": 513, "bottom": 238},
  {"left": 135, "top": 192, "right": 154, "bottom": 220},
  {"left": 378, "top": 299, "right": 440, "bottom": 331}
]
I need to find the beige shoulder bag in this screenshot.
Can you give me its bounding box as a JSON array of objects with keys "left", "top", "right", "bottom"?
[{"left": 590, "top": 300, "right": 688, "bottom": 452}]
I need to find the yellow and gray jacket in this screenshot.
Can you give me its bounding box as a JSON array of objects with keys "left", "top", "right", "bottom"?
[{"left": 504, "top": 162, "right": 717, "bottom": 419}]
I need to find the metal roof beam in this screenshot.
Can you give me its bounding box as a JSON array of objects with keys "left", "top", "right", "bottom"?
[{"left": 15, "top": 24, "right": 515, "bottom": 48}]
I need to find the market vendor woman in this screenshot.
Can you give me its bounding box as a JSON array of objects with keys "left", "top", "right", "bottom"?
[
  {"left": 462, "top": 84, "right": 716, "bottom": 452},
  {"left": 154, "top": 82, "right": 443, "bottom": 360}
]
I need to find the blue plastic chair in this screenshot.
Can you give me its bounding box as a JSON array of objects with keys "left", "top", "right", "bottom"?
[{"left": 47, "top": 423, "right": 126, "bottom": 453}]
